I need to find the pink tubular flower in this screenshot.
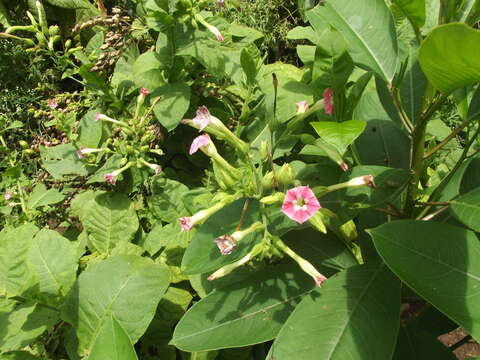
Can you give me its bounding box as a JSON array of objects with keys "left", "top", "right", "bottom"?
[
  {"left": 189, "top": 134, "right": 212, "bottom": 155},
  {"left": 192, "top": 106, "right": 212, "bottom": 130},
  {"left": 281, "top": 186, "right": 321, "bottom": 224},
  {"left": 340, "top": 162, "right": 349, "bottom": 172},
  {"left": 215, "top": 235, "right": 237, "bottom": 255},
  {"left": 4, "top": 191, "right": 12, "bottom": 201},
  {"left": 103, "top": 173, "right": 117, "bottom": 185},
  {"left": 295, "top": 100, "right": 309, "bottom": 114},
  {"left": 140, "top": 87, "right": 149, "bottom": 96},
  {"left": 323, "top": 88, "right": 334, "bottom": 115},
  {"left": 94, "top": 113, "right": 102, "bottom": 121},
  {"left": 179, "top": 217, "right": 194, "bottom": 231},
  {"left": 315, "top": 274, "right": 327, "bottom": 286},
  {"left": 179, "top": 209, "right": 209, "bottom": 232}
]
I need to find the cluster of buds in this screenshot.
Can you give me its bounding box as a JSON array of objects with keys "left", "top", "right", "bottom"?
[
  {"left": 76, "top": 88, "right": 163, "bottom": 186},
  {"left": 72, "top": 7, "right": 133, "bottom": 73},
  {"left": 179, "top": 104, "right": 377, "bottom": 287}
]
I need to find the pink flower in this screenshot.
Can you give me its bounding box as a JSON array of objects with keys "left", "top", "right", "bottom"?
[
  {"left": 323, "top": 88, "right": 334, "bottom": 115},
  {"left": 315, "top": 274, "right": 327, "bottom": 287},
  {"left": 153, "top": 164, "right": 161, "bottom": 175},
  {"left": 281, "top": 186, "right": 321, "bottom": 224},
  {"left": 76, "top": 148, "right": 85, "bottom": 159},
  {"left": 295, "top": 100, "right": 309, "bottom": 114},
  {"left": 193, "top": 106, "right": 212, "bottom": 130},
  {"left": 140, "top": 87, "right": 149, "bottom": 96},
  {"left": 179, "top": 217, "right": 193, "bottom": 231},
  {"left": 103, "top": 173, "right": 116, "bottom": 185},
  {"left": 94, "top": 113, "right": 102, "bottom": 121},
  {"left": 47, "top": 98, "right": 58, "bottom": 110},
  {"left": 4, "top": 192, "right": 12, "bottom": 201},
  {"left": 189, "top": 134, "right": 211, "bottom": 155},
  {"left": 340, "top": 162, "right": 349, "bottom": 172}
]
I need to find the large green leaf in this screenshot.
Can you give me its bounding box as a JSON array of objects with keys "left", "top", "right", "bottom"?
[
  {"left": 26, "top": 183, "right": 65, "bottom": 210},
  {"left": 61, "top": 255, "right": 170, "bottom": 358},
  {"left": 0, "top": 351, "right": 46, "bottom": 360},
  {"left": 393, "top": 324, "right": 456, "bottom": 360},
  {"left": 82, "top": 193, "right": 139, "bottom": 254},
  {"left": 0, "top": 298, "right": 58, "bottom": 353},
  {"left": 153, "top": 82, "right": 191, "bottom": 132},
  {"left": 171, "top": 266, "right": 313, "bottom": 351},
  {"left": 369, "top": 220, "right": 480, "bottom": 341},
  {"left": 181, "top": 198, "right": 261, "bottom": 275},
  {"left": 311, "top": 120, "right": 366, "bottom": 155},
  {"left": 28, "top": 229, "right": 78, "bottom": 298},
  {"left": 77, "top": 110, "right": 102, "bottom": 149},
  {"left": 87, "top": 316, "right": 138, "bottom": 360},
  {"left": 419, "top": 23, "right": 480, "bottom": 93},
  {"left": 308, "top": 0, "right": 398, "bottom": 82},
  {"left": 132, "top": 51, "right": 166, "bottom": 91},
  {"left": 268, "top": 263, "right": 400, "bottom": 359},
  {"left": 40, "top": 144, "right": 88, "bottom": 180},
  {"left": 0, "top": 224, "right": 39, "bottom": 297},
  {"left": 148, "top": 177, "right": 189, "bottom": 223},
  {"left": 450, "top": 187, "right": 480, "bottom": 232},
  {"left": 393, "top": 0, "right": 426, "bottom": 28}
]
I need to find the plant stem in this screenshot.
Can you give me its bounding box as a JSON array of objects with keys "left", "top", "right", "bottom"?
[
  {"left": 423, "top": 118, "right": 469, "bottom": 159},
  {"left": 389, "top": 84, "right": 414, "bottom": 134}
]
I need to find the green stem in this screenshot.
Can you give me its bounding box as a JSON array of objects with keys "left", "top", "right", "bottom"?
[{"left": 423, "top": 118, "right": 469, "bottom": 159}]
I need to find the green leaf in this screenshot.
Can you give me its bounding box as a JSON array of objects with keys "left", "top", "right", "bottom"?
[
  {"left": 369, "top": 220, "right": 480, "bottom": 341},
  {"left": 82, "top": 193, "right": 139, "bottom": 254},
  {"left": 61, "top": 255, "right": 170, "bottom": 358},
  {"left": 0, "top": 0, "right": 10, "bottom": 27},
  {"left": 268, "top": 263, "right": 400, "bottom": 359},
  {"left": 419, "top": 23, "right": 480, "bottom": 93},
  {"left": 393, "top": 0, "right": 426, "bottom": 28},
  {"left": 87, "top": 316, "right": 138, "bottom": 360},
  {"left": 450, "top": 187, "right": 480, "bottom": 232},
  {"left": 143, "top": 222, "right": 191, "bottom": 256},
  {"left": 308, "top": 0, "right": 398, "bottom": 81},
  {"left": 77, "top": 110, "right": 102, "bottom": 149},
  {"left": 28, "top": 229, "right": 78, "bottom": 298},
  {"left": 171, "top": 265, "right": 313, "bottom": 351},
  {"left": 132, "top": 51, "right": 166, "bottom": 91},
  {"left": 152, "top": 82, "right": 191, "bottom": 131},
  {"left": 393, "top": 324, "right": 456, "bottom": 360},
  {"left": 0, "top": 298, "right": 58, "bottom": 353},
  {"left": 40, "top": 144, "right": 88, "bottom": 179},
  {"left": 0, "top": 224, "right": 39, "bottom": 297},
  {"left": 148, "top": 177, "right": 189, "bottom": 222},
  {"left": 311, "top": 120, "right": 366, "bottom": 155},
  {"left": 240, "top": 46, "right": 258, "bottom": 85},
  {"left": 46, "top": 0, "right": 92, "bottom": 9},
  {"left": 182, "top": 198, "right": 261, "bottom": 275},
  {"left": 0, "top": 351, "right": 47, "bottom": 360},
  {"left": 86, "top": 154, "right": 123, "bottom": 184},
  {"left": 287, "top": 26, "right": 319, "bottom": 43},
  {"left": 26, "top": 183, "right": 65, "bottom": 210}
]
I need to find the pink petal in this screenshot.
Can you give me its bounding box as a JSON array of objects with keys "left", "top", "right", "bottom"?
[
  {"left": 140, "top": 87, "right": 149, "bottom": 95},
  {"left": 179, "top": 217, "right": 193, "bottom": 231},
  {"left": 189, "top": 134, "right": 211, "bottom": 155},
  {"left": 193, "top": 106, "right": 212, "bottom": 130},
  {"left": 315, "top": 274, "right": 327, "bottom": 286},
  {"left": 281, "top": 186, "right": 321, "bottom": 224}
]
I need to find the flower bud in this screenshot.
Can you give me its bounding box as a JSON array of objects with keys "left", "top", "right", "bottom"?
[
  {"left": 262, "top": 171, "right": 275, "bottom": 191},
  {"left": 277, "top": 163, "right": 294, "bottom": 187},
  {"left": 260, "top": 192, "right": 285, "bottom": 204},
  {"left": 259, "top": 140, "right": 269, "bottom": 162}
]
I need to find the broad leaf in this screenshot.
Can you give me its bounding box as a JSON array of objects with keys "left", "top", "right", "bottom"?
[
  {"left": 46, "top": 0, "right": 92, "bottom": 8},
  {"left": 182, "top": 198, "right": 261, "bottom": 275},
  {"left": 308, "top": 0, "right": 398, "bottom": 81},
  {"left": 0, "top": 298, "right": 58, "bottom": 353},
  {"left": 40, "top": 144, "right": 88, "bottom": 179},
  {"left": 369, "top": 220, "right": 480, "bottom": 341},
  {"left": 61, "top": 255, "right": 170, "bottom": 357},
  {"left": 148, "top": 177, "right": 189, "bottom": 222},
  {"left": 82, "top": 193, "right": 139, "bottom": 254},
  {"left": 153, "top": 82, "right": 191, "bottom": 131},
  {"left": 132, "top": 51, "right": 166, "bottom": 90},
  {"left": 450, "top": 187, "right": 480, "bottom": 232},
  {"left": 0, "top": 224, "right": 39, "bottom": 297},
  {"left": 419, "top": 23, "right": 480, "bottom": 93},
  {"left": 87, "top": 316, "right": 138, "bottom": 360},
  {"left": 311, "top": 120, "right": 366, "bottom": 155},
  {"left": 393, "top": 0, "right": 426, "bottom": 28},
  {"left": 28, "top": 229, "right": 78, "bottom": 298},
  {"left": 172, "top": 266, "right": 313, "bottom": 351},
  {"left": 393, "top": 324, "right": 456, "bottom": 359},
  {"left": 268, "top": 263, "right": 400, "bottom": 359},
  {"left": 77, "top": 110, "right": 102, "bottom": 149},
  {"left": 26, "top": 183, "right": 65, "bottom": 210}
]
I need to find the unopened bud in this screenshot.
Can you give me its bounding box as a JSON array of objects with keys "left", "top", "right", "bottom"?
[
  {"left": 262, "top": 171, "right": 275, "bottom": 191},
  {"left": 277, "top": 163, "right": 294, "bottom": 187},
  {"left": 260, "top": 192, "right": 285, "bottom": 204},
  {"left": 259, "top": 141, "right": 269, "bottom": 162}
]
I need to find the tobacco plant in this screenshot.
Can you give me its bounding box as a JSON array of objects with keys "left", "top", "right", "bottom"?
[{"left": 1, "top": 0, "right": 480, "bottom": 359}]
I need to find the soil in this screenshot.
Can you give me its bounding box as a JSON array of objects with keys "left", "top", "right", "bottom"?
[{"left": 439, "top": 328, "right": 480, "bottom": 359}]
